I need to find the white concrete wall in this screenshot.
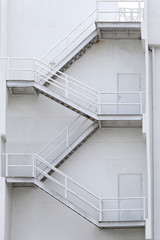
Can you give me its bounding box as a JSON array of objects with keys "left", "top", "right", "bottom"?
[
  {"left": 148, "top": 0, "right": 160, "bottom": 45},
  {"left": 5, "top": 0, "right": 147, "bottom": 239},
  {"left": 10, "top": 128, "right": 146, "bottom": 240},
  {"left": 65, "top": 39, "right": 145, "bottom": 92},
  {"left": 11, "top": 187, "right": 145, "bottom": 240},
  {"left": 7, "top": 0, "right": 96, "bottom": 58}
]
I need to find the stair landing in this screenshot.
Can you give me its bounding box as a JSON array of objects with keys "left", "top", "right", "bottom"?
[{"left": 96, "top": 22, "right": 141, "bottom": 39}]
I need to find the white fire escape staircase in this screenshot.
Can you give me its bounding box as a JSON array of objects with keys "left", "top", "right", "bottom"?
[
  {"left": 1, "top": 0, "right": 147, "bottom": 231},
  {"left": 2, "top": 153, "right": 147, "bottom": 228}
]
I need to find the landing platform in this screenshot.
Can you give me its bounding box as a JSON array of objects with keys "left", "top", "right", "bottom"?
[
  {"left": 99, "top": 220, "right": 145, "bottom": 228},
  {"left": 96, "top": 22, "right": 141, "bottom": 39}
]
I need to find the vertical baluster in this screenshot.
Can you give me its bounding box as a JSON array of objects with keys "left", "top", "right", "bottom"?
[
  {"left": 99, "top": 198, "right": 102, "bottom": 222},
  {"left": 140, "top": 92, "right": 143, "bottom": 114},
  {"left": 32, "top": 154, "right": 35, "bottom": 178},
  {"left": 98, "top": 92, "right": 101, "bottom": 114},
  {"left": 6, "top": 154, "right": 8, "bottom": 177},
  {"left": 7, "top": 58, "right": 10, "bottom": 80},
  {"left": 143, "top": 197, "right": 146, "bottom": 220}
]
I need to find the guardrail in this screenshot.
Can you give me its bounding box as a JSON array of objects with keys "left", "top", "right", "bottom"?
[
  {"left": 38, "top": 115, "right": 94, "bottom": 163},
  {"left": 96, "top": 0, "right": 144, "bottom": 22},
  {"left": 2, "top": 153, "right": 147, "bottom": 222},
  {"left": 4, "top": 57, "right": 145, "bottom": 115},
  {"left": 40, "top": 10, "right": 97, "bottom": 65}
]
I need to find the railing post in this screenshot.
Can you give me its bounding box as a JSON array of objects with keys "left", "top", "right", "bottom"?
[
  {"left": 7, "top": 58, "right": 10, "bottom": 80},
  {"left": 99, "top": 198, "right": 102, "bottom": 222},
  {"left": 140, "top": 92, "right": 143, "bottom": 114},
  {"left": 32, "top": 154, "right": 35, "bottom": 178},
  {"left": 6, "top": 154, "right": 8, "bottom": 177},
  {"left": 33, "top": 59, "right": 36, "bottom": 82},
  {"left": 98, "top": 92, "right": 101, "bottom": 114},
  {"left": 143, "top": 197, "right": 146, "bottom": 220},
  {"left": 65, "top": 176, "right": 68, "bottom": 199},
  {"left": 65, "top": 75, "right": 68, "bottom": 98}
]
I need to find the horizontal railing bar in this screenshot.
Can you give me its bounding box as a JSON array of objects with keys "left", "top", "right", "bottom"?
[
  {"left": 97, "top": 0, "right": 144, "bottom": 2},
  {"left": 8, "top": 165, "right": 33, "bottom": 167},
  {"left": 2, "top": 153, "right": 34, "bottom": 156},
  {"left": 100, "top": 103, "right": 140, "bottom": 105},
  {"left": 102, "top": 197, "right": 147, "bottom": 200},
  {"left": 98, "top": 11, "right": 143, "bottom": 13},
  {"left": 2, "top": 57, "right": 36, "bottom": 60},
  {"left": 8, "top": 69, "right": 34, "bottom": 72},
  {"left": 102, "top": 208, "right": 144, "bottom": 212},
  {"left": 100, "top": 92, "right": 145, "bottom": 94}
]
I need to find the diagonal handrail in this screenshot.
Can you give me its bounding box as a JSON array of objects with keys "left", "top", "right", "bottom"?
[
  {"left": 40, "top": 10, "right": 97, "bottom": 64},
  {"left": 3, "top": 153, "right": 148, "bottom": 222},
  {"left": 5, "top": 57, "right": 146, "bottom": 115}
]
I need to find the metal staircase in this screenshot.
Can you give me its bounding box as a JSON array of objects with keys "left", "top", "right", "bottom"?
[
  {"left": 6, "top": 58, "right": 145, "bottom": 121},
  {"left": 37, "top": 116, "right": 98, "bottom": 180},
  {"left": 2, "top": 153, "right": 147, "bottom": 228},
  {"left": 40, "top": 10, "right": 98, "bottom": 72}
]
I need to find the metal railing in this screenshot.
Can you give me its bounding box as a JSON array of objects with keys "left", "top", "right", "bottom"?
[
  {"left": 5, "top": 57, "right": 145, "bottom": 115},
  {"left": 96, "top": 0, "right": 144, "bottom": 22},
  {"left": 2, "top": 153, "right": 147, "bottom": 222},
  {"left": 39, "top": 1, "right": 144, "bottom": 66},
  {"left": 40, "top": 10, "right": 97, "bottom": 65},
  {"left": 38, "top": 115, "right": 95, "bottom": 164}
]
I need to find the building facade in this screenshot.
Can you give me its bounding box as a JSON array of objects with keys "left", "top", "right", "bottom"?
[{"left": 0, "top": 0, "right": 159, "bottom": 239}]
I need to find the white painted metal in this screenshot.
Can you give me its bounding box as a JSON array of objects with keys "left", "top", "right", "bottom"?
[
  {"left": 37, "top": 118, "right": 98, "bottom": 179},
  {"left": 40, "top": 10, "right": 97, "bottom": 66},
  {"left": 118, "top": 174, "right": 142, "bottom": 221},
  {"left": 96, "top": 0, "right": 144, "bottom": 22},
  {"left": 5, "top": 58, "right": 145, "bottom": 117},
  {"left": 2, "top": 153, "right": 147, "bottom": 227}
]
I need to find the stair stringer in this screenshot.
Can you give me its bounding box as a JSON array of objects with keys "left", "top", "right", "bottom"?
[
  {"left": 33, "top": 82, "right": 98, "bottom": 121},
  {"left": 6, "top": 80, "right": 98, "bottom": 121},
  {"left": 34, "top": 178, "right": 100, "bottom": 227},
  {"left": 6, "top": 177, "right": 145, "bottom": 229},
  {"left": 53, "top": 30, "right": 99, "bottom": 76}
]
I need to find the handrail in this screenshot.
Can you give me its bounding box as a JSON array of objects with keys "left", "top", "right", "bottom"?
[
  {"left": 3, "top": 153, "right": 147, "bottom": 222},
  {"left": 40, "top": 10, "right": 96, "bottom": 61},
  {"left": 35, "top": 59, "right": 99, "bottom": 94},
  {"left": 35, "top": 154, "right": 101, "bottom": 200},
  {"left": 35, "top": 166, "right": 100, "bottom": 213},
  {"left": 97, "top": 0, "right": 144, "bottom": 2},
  {"left": 5, "top": 57, "right": 146, "bottom": 114}
]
